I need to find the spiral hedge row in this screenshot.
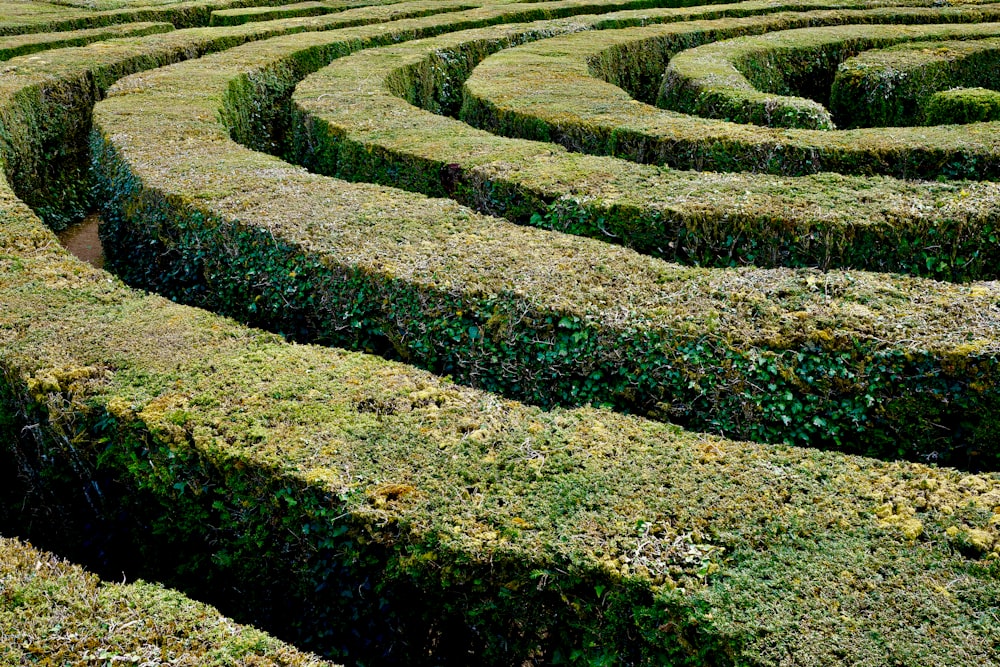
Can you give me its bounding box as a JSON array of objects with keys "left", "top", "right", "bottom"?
[{"left": 1, "top": 0, "right": 1000, "bottom": 664}]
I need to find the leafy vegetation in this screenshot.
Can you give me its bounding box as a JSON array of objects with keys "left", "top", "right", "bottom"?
[
  {"left": 0, "top": 536, "right": 336, "bottom": 665},
  {"left": 0, "top": 0, "right": 999, "bottom": 663}
]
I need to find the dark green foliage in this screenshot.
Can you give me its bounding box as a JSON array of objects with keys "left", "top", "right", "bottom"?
[
  {"left": 2, "top": 1, "right": 1000, "bottom": 665},
  {"left": 830, "top": 37, "right": 1000, "bottom": 127},
  {"left": 94, "top": 62, "right": 1000, "bottom": 468},
  {"left": 286, "top": 18, "right": 1000, "bottom": 282},
  {"left": 0, "top": 536, "right": 338, "bottom": 664},
  {"left": 459, "top": 10, "right": 1000, "bottom": 180},
  {"left": 926, "top": 86, "right": 1000, "bottom": 124}
]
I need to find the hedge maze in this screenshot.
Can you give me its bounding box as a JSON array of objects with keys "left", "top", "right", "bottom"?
[{"left": 2, "top": 0, "right": 1000, "bottom": 663}]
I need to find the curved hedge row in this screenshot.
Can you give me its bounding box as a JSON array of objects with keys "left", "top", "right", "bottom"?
[
  {"left": 657, "top": 21, "right": 1000, "bottom": 129},
  {"left": 0, "top": 0, "right": 298, "bottom": 35},
  {"left": 88, "top": 5, "right": 1000, "bottom": 466},
  {"left": 1, "top": 0, "right": 1000, "bottom": 664},
  {"left": 209, "top": 0, "right": 368, "bottom": 26},
  {"left": 0, "top": 0, "right": 498, "bottom": 231},
  {"left": 830, "top": 36, "right": 1000, "bottom": 126},
  {"left": 927, "top": 84, "right": 1000, "bottom": 122},
  {"left": 0, "top": 536, "right": 337, "bottom": 665},
  {"left": 460, "top": 15, "right": 1000, "bottom": 179},
  {"left": 0, "top": 20, "right": 174, "bottom": 58},
  {"left": 3, "top": 167, "right": 1000, "bottom": 664},
  {"left": 283, "top": 7, "right": 1000, "bottom": 281}
]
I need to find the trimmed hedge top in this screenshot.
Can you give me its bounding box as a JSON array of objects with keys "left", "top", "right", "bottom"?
[
  {"left": 3, "top": 169, "right": 1000, "bottom": 662},
  {"left": 0, "top": 536, "right": 338, "bottom": 665},
  {"left": 830, "top": 36, "right": 1000, "bottom": 126},
  {"left": 461, "top": 13, "right": 1000, "bottom": 179},
  {"left": 284, "top": 8, "right": 1000, "bottom": 281},
  {"left": 88, "top": 7, "right": 1000, "bottom": 464},
  {"left": 1, "top": 0, "right": 999, "bottom": 663},
  {"left": 658, "top": 21, "right": 1000, "bottom": 129},
  {"left": 0, "top": 21, "right": 175, "bottom": 59}
]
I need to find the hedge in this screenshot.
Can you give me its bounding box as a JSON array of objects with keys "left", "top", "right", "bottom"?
[
  {"left": 0, "top": 20, "right": 175, "bottom": 58},
  {"left": 0, "top": 0, "right": 495, "bottom": 231},
  {"left": 927, "top": 85, "right": 1000, "bottom": 123},
  {"left": 0, "top": 0, "right": 303, "bottom": 35},
  {"left": 459, "top": 13, "right": 1000, "bottom": 180},
  {"left": 658, "top": 22, "right": 1000, "bottom": 130},
  {"left": 286, "top": 8, "right": 1000, "bottom": 281},
  {"left": 0, "top": 536, "right": 337, "bottom": 665},
  {"left": 81, "top": 16, "right": 1000, "bottom": 468},
  {"left": 209, "top": 0, "right": 377, "bottom": 26},
  {"left": 0, "top": 0, "right": 814, "bottom": 232},
  {"left": 2, "top": 172, "right": 1000, "bottom": 663},
  {"left": 830, "top": 36, "right": 1000, "bottom": 126},
  {"left": 1, "top": 3, "right": 999, "bottom": 664}
]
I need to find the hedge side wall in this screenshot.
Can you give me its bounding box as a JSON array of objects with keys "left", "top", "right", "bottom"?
[
  {"left": 85, "top": 18, "right": 1000, "bottom": 467},
  {"left": 458, "top": 15, "right": 1000, "bottom": 180},
  {"left": 2, "top": 180, "right": 1000, "bottom": 664},
  {"left": 1, "top": 3, "right": 1000, "bottom": 665},
  {"left": 284, "top": 9, "right": 1000, "bottom": 281},
  {"left": 0, "top": 536, "right": 337, "bottom": 665},
  {"left": 658, "top": 22, "right": 1000, "bottom": 129},
  {"left": 830, "top": 37, "right": 1000, "bottom": 126}
]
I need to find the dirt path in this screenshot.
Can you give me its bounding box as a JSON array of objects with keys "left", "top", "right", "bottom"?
[{"left": 57, "top": 213, "right": 104, "bottom": 269}]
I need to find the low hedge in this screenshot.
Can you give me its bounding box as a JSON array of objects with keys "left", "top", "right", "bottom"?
[
  {"left": 0, "top": 20, "right": 174, "bottom": 57},
  {"left": 0, "top": 0, "right": 300, "bottom": 35},
  {"left": 286, "top": 8, "right": 1000, "bottom": 281},
  {"left": 85, "top": 20, "right": 1000, "bottom": 467},
  {"left": 927, "top": 85, "right": 1000, "bottom": 123},
  {"left": 0, "top": 0, "right": 494, "bottom": 231},
  {"left": 0, "top": 0, "right": 809, "bottom": 232},
  {"left": 0, "top": 536, "right": 337, "bottom": 665},
  {"left": 2, "top": 176, "right": 1000, "bottom": 664},
  {"left": 658, "top": 22, "right": 1000, "bottom": 130},
  {"left": 2, "top": 5, "right": 1000, "bottom": 664},
  {"left": 209, "top": 0, "right": 372, "bottom": 26},
  {"left": 459, "top": 12, "right": 1000, "bottom": 180},
  {"left": 830, "top": 37, "right": 1000, "bottom": 126}
]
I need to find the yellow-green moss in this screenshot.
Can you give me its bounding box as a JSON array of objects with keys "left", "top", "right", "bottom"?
[
  {"left": 461, "top": 13, "right": 1000, "bottom": 179},
  {"left": 0, "top": 536, "right": 337, "bottom": 665},
  {"left": 287, "top": 9, "right": 1000, "bottom": 282},
  {"left": 87, "top": 18, "right": 1000, "bottom": 463},
  {"left": 1, "top": 1, "right": 999, "bottom": 663}
]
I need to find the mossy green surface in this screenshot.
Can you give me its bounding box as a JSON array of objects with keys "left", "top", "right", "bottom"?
[
  {"left": 3, "top": 178, "right": 1000, "bottom": 663},
  {"left": 0, "top": 536, "right": 337, "bottom": 665},
  {"left": 460, "top": 14, "right": 1000, "bottom": 180},
  {"left": 927, "top": 84, "right": 1000, "bottom": 122},
  {"left": 209, "top": 0, "right": 388, "bottom": 26},
  {"left": 0, "top": 0, "right": 292, "bottom": 35},
  {"left": 82, "top": 9, "right": 1000, "bottom": 466},
  {"left": 282, "top": 8, "right": 1000, "bottom": 281},
  {"left": 831, "top": 37, "right": 1000, "bottom": 126},
  {"left": 658, "top": 21, "right": 1000, "bottom": 129},
  {"left": 0, "top": 20, "right": 174, "bottom": 59},
  {"left": 0, "top": 0, "right": 1000, "bottom": 663}
]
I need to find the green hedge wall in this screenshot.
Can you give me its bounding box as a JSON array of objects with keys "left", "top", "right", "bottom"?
[
  {"left": 0, "top": 536, "right": 338, "bottom": 665},
  {"left": 2, "top": 2, "right": 1000, "bottom": 664},
  {"left": 658, "top": 22, "right": 1000, "bottom": 130},
  {"left": 285, "top": 11, "right": 1000, "bottom": 281},
  {"left": 927, "top": 85, "right": 1000, "bottom": 124},
  {"left": 3, "top": 198, "right": 1000, "bottom": 663},
  {"left": 458, "top": 13, "right": 1000, "bottom": 180},
  {"left": 86, "top": 20, "right": 1000, "bottom": 467},
  {"left": 830, "top": 37, "right": 1000, "bottom": 126}
]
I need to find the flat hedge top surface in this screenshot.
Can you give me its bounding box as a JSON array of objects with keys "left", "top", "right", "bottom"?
[
  {"left": 0, "top": 536, "right": 338, "bottom": 665},
  {"left": 2, "top": 0, "right": 1000, "bottom": 663},
  {"left": 289, "top": 10, "right": 1000, "bottom": 274}
]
